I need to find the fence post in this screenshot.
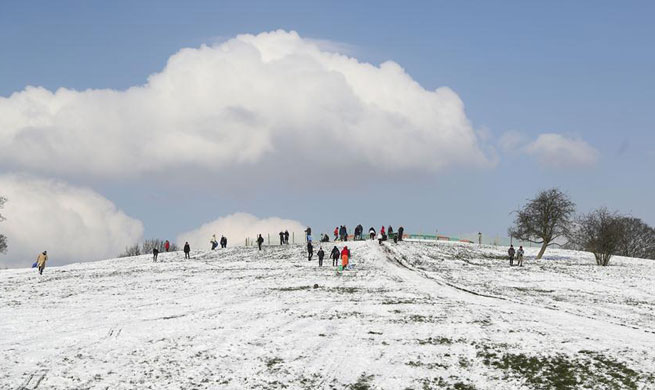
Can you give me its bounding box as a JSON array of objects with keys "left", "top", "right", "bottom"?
[{"left": 292, "top": 232, "right": 295, "bottom": 244}]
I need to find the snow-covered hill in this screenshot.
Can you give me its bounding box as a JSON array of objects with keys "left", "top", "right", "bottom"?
[{"left": 1, "top": 241, "right": 654, "bottom": 389}]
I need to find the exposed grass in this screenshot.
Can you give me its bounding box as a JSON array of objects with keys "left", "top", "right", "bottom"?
[
  {"left": 347, "top": 373, "right": 374, "bottom": 390},
  {"left": 265, "top": 357, "right": 284, "bottom": 371},
  {"left": 419, "top": 377, "right": 477, "bottom": 390},
  {"left": 417, "top": 336, "right": 455, "bottom": 345},
  {"left": 477, "top": 345, "right": 642, "bottom": 389}
]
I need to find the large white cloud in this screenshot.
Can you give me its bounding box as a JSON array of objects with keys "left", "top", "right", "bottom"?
[
  {"left": 0, "top": 174, "right": 144, "bottom": 268},
  {"left": 0, "top": 30, "right": 492, "bottom": 182},
  {"left": 177, "top": 212, "right": 306, "bottom": 250},
  {"left": 525, "top": 133, "right": 599, "bottom": 169}
]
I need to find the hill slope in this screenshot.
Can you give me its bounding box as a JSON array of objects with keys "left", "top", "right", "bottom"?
[{"left": 1, "top": 241, "right": 654, "bottom": 389}]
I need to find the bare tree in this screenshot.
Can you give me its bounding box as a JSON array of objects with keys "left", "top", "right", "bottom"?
[
  {"left": 119, "top": 244, "right": 141, "bottom": 257},
  {"left": 617, "top": 217, "right": 655, "bottom": 260},
  {"left": 0, "top": 196, "right": 7, "bottom": 254},
  {"left": 509, "top": 188, "right": 575, "bottom": 259},
  {"left": 141, "top": 239, "right": 163, "bottom": 254},
  {"left": 569, "top": 208, "right": 626, "bottom": 266}
]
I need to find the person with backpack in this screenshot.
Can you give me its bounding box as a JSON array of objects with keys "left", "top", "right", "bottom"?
[
  {"left": 317, "top": 247, "right": 325, "bottom": 267},
  {"left": 331, "top": 246, "right": 340, "bottom": 266},
  {"left": 36, "top": 251, "right": 48, "bottom": 275},
  {"left": 284, "top": 230, "right": 289, "bottom": 244},
  {"left": 508, "top": 245, "right": 516, "bottom": 266},
  {"left": 307, "top": 241, "right": 314, "bottom": 261},
  {"left": 153, "top": 247, "right": 159, "bottom": 262},
  {"left": 183, "top": 242, "right": 191, "bottom": 259},
  {"left": 257, "top": 234, "right": 264, "bottom": 251},
  {"left": 164, "top": 240, "right": 170, "bottom": 252},
  {"left": 517, "top": 246, "right": 525, "bottom": 267}
]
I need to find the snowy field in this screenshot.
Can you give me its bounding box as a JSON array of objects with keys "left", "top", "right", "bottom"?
[{"left": 1, "top": 240, "right": 654, "bottom": 389}]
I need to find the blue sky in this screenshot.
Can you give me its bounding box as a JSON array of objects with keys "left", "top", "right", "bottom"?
[{"left": 1, "top": 1, "right": 654, "bottom": 264}]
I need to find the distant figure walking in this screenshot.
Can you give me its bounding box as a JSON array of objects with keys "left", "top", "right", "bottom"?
[
  {"left": 341, "top": 246, "right": 350, "bottom": 269},
  {"left": 284, "top": 230, "right": 289, "bottom": 244},
  {"left": 397, "top": 226, "right": 404, "bottom": 242},
  {"left": 331, "top": 246, "right": 340, "bottom": 266},
  {"left": 279, "top": 231, "right": 284, "bottom": 245},
  {"left": 307, "top": 242, "right": 314, "bottom": 261},
  {"left": 36, "top": 251, "right": 48, "bottom": 275},
  {"left": 153, "top": 247, "right": 159, "bottom": 262},
  {"left": 184, "top": 242, "right": 191, "bottom": 259},
  {"left": 257, "top": 234, "right": 264, "bottom": 251},
  {"left": 305, "top": 227, "right": 312, "bottom": 242},
  {"left": 317, "top": 247, "right": 325, "bottom": 267},
  {"left": 508, "top": 245, "right": 516, "bottom": 266},
  {"left": 334, "top": 227, "right": 339, "bottom": 241},
  {"left": 211, "top": 234, "right": 218, "bottom": 250},
  {"left": 220, "top": 235, "right": 227, "bottom": 248},
  {"left": 517, "top": 246, "right": 525, "bottom": 267},
  {"left": 164, "top": 240, "right": 170, "bottom": 252}
]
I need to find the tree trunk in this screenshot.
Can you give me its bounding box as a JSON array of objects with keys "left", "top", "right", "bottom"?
[{"left": 536, "top": 242, "right": 548, "bottom": 259}]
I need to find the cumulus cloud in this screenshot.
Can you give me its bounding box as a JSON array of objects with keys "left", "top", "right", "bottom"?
[
  {"left": 498, "top": 131, "right": 527, "bottom": 152},
  {"left": 525, "top": 133, "right": 599, "bottom": 169},
  {"left": 177, "top": 212, "right": 306, "bottom": 250},
  {"left": 0, "top": 30, "right": 492, "bottom": 183},
  {"left": 0, "top": 174, "right": 143, "bottom": 268}
]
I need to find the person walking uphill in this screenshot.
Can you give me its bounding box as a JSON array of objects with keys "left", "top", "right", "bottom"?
[
  {"left": 508, "top": 245, "right": 516, "bottom": 266},
  {"left": 164, "top": 240, "right": 170, "bottom": 252},
  {"left": 307, "top": 241, "right": 314, "bottom": 261},
  {"left": 257, "top": 234, "right": 264, "bottom": 251},
  {"left": 317, "top": 247, "right": 325, "bottom": 267},
  {"left": 517, "top": 246, "right": 525, "bottom": 267},
  {"left": 183, "top": 242, "right": 191, "bottom": 259},
  {"left": 36, "top": 251, "right": 48, "bottom": 275},
  {"left": 153, "top": 247, "right": 159, "bottom": 262},
  {"left": 341, "top": 246, "right": 350, "bottom": 269},
  {"left": 331, "top": 246, "right": 340, "bottom": 266}
]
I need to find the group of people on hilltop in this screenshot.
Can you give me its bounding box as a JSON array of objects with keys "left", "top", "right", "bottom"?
[
  {"left": 278, "top": 230, "right": 290, "bottom": 245},
  {"left": 508, "top": 244, "right": 525, "bottom": 267},
  {"left": 210, "top": 234, "right": 228, "bottom": 250},
  {"left": 375, "top": 225, "right": 404, "bottom": 245},
  {"left": 154, "top": 240, "right": 191, "bottom": 262}
]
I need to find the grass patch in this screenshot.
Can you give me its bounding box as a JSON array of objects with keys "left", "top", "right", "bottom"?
[
  {"left": 347, "top": 373, "right": 374, "bottom": 390},
  {"left": 417, "top": 336, "right": 454, "bottom": 345},
  {"left": 419, "top": 377, "right": 477, "bottom": 390},
  {"left": 265, "top": 357, "right": 284, "bottom": 371},
  {"left": 274, "top": 286, "right": 312, "bottom": 292},
  {"left": 477, "top": 345, "right": 642, "bottom": 389}
]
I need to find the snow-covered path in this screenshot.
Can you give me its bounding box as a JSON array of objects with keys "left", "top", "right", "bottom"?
[{"left": 1, "top": 241, "right": 654, "bottom": 389}]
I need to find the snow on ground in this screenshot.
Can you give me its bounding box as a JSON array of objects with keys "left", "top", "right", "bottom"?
[{"left": 1, "top": 240, "right": 654, "bottom": 389}]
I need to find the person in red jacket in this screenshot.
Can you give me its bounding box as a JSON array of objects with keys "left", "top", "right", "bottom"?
[
  {"left": 380, "top": 226, "right": 386, "bottom": 236},
  {"left": 341, "top": 246, "right": 350, "bottom": 269},
  {"left": 334, "top": 227, "right": 339, "bottom": 241},
  {"left": 164, "top": 240, "right": 170, "bottom": 252}
]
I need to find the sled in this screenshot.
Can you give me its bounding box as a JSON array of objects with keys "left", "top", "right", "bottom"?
[{"left": 32, "top": 262, "right": 37, "bottom": 268}]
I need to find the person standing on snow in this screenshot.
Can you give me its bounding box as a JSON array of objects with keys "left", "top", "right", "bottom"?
[
  {"left": 380, "top": 226, "right": 386, "bottom": 236},
  {"left": 508, "top": 245, "right": 516, "bottom": 266},
  {"left": 307, "top": 241, "right": 314, "bottom": 261},
  {"left": 369, "top": 227, "right": 376, "bottom": 240},
  {"left": 284, "top": 230, "right": 289, "bottom": 244},
  {"left": 317, "top": 247, "right": 325, "bottom": 267},
  {"left": 257, "top": 234, "right": 264, "bottom": 251},
  {"left": 516, "top": 246, "right": 525, "bottom": 267},
  {"left": 341, "top": 246, "right": 350, "bottom": 269},
  {"left": 36, "top": 251, "right": 48, "bottom": 275},
  {"left": 305, "top": 227, "right": 312, "bottom": 242},
  {"left": 153, "top": 247, "right": 159, "bottom": 262},
  {"left": 211, "top": 234, "right": 218, "bottom": 250},
  {"left": 331, "top": 246, "right": 340, "bottom": 266},
  {"left": 164, "top": 240, "right": 170, "bottom": 252},
  {"left": 397, "top": 226, "right": 404, "bottom": 242},
  {"left": 220, "top": 235, "right": 227, "bottom": 248},
  {"left": 334, "top": 227, "right": 339, "bottom": 241},
  {"left": 183, "top": 242, "right": 191, "bottom": 259},
  {"left": 279, "top": 231, "right": 284, "bottom": 245}
]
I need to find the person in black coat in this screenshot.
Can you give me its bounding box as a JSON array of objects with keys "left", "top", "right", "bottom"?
[
  {"left": 317, "top": 247, "right": 325, "bottom": 267},
  {"left": 307, "top": 242, "right": 314, "bottom": 261},
  {"left": 279, "top": 231, "right": 284, "bottom": 245},
  {"left": 220, "top": 236, "right": 227, "bottom": 248},
  {"left": 331, "top": 246, "right": 340, "bottom": 266},
  {"left": 257, "top": 234, "right": 264, "bottom": 251},
  {"left": 153, "top": 247, "right": 159, "bottom": 262},
  {"left": 398, "top": 226, "right": 404, "bottom": 242},
  {"left": 183, "top": 242, "right": 191, "bottom": 259},
  {"left": 284, "top": 230, "right": 289, "bottom": 244}
]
